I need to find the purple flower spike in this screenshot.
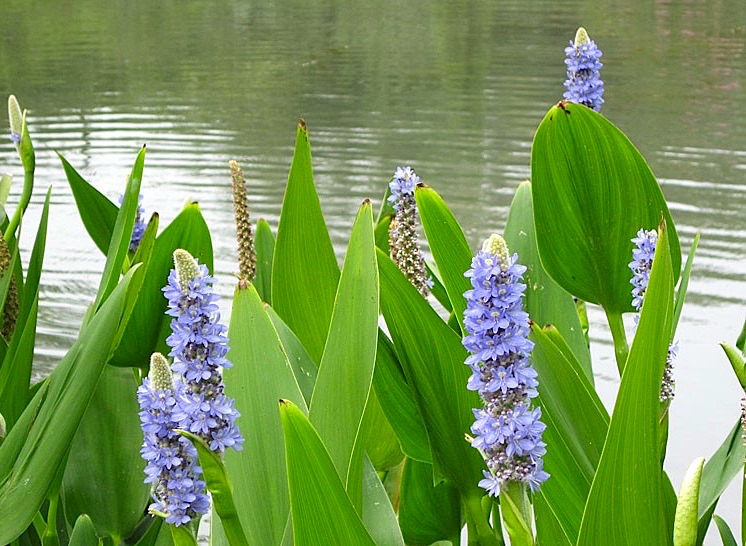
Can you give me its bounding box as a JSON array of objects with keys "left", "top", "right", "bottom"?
[
  {"left": 165, "top": 249, "right": 244, "bottom": 454},
  {"left": 463, "top": 234, "right": 549, "bottom": 495},
  {"left": 563, "top": 27, "right": 604, "bottom": 112}
]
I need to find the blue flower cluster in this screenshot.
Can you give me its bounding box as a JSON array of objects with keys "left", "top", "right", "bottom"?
[
  {"left": 164, "top": 249, "right": 243, "bottom": 453},
  {"left": 463, "top": 234, "right": 549, "bottom": 495},
  {"left": 629, "top": 228, "right": 677, "bottom": 402},
  {"left": 563, "top": 27, "right": 604, "bottom": 112},
  {"left": 118, "top": 193, "right": 147, "bottom": 252},
  {"left": 387, "top": 166, "right": 433, "bottom": 296},
  {"left": 138, "top": 353, "right": 210, "bottom": 526}
]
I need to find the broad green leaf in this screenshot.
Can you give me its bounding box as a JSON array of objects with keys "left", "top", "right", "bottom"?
[
  {"left": 378, "top": 247, "right": 484, "bottom": 495},
  {"left": 110, "top": 203, "right": 212, "bottom": 367},
  {"left": 94, "top": 147, "right": 145, "bottom": 311},
  {"left": 426, "top": 262, "right": 453, "bottom": 314},
  {"left": 534, "top": 493, "right": 572, "bottom": 546},
  {"left": 530, "top": 324, "right": 609, "bottom": 543},
  {"left": 697, "top": 421, "right": 746, "bottom": 544},
  {"left": 674, "top": 457, "right": 704, "bottom": 546},
  {"left": 712, "top": 516, "right": 738, "bottom": 546},
  {"left": 531, "top": 102, "right": 680, "bottom": 314},
  {"left": 280, "top": 399, "right": 376, "bottom": 546},
  {"left": 362, "top": 456, "right": 405, "bottom": 546},
  {"left": 0, "top": 266, "right": 141, "bottom": 544},
  {"left": 254, "top": 218, "right": 275, "bottom": 304},
  {"left": 577, "top": 221, "right": 674, "bottom": 546},
  {"left": 68, "top": 515, "right": 98, "bottom": 546},
  {"left": 168, "top": 525, "right": 196, "bottom": 546},
  {"left": 59, "top": 153, "right": 118, "bottom": 255},
  {"left": 372, "top": 330, "right": 432, "bottom": 464},
  {"left": 212, "top": 284, "right": 307, "bottom": 546},
  {"left": 0, "top": 174, "right": 11, "bottom": 207},
  {"left": 62, "top": 366, "right": 149, "bottom": 542},
  {"left": 266, "top": 305, "right": 317, "bottom": 404},
  {"left": 415, "top": 185, "right": 471, "bottom": 332},
  {"left": 374, "top": 213, "right": 393, "bottom": 255},
  {"left": 362, "top": 390, "right": 404, "bottom": 471},
  {"left": 272, "top": 121, "right": 340, "bottom": 363},
  {"left": 503, "top": 181, "right": 592, "bottom": 378},
  {"left": 720, "top": 343, "right": 746, "bottom": 389},
  {"left": 672, "top": 233, "right": 699, "bottom": 339},
  {"left": 178, "top": 431, "right": 248, "bottom": 546},
  {"left": 309, "top": 201, "right": 378, "bottom": 511},
  {"left": 399, "top": 458, "right": 461, "bottom": 545}
]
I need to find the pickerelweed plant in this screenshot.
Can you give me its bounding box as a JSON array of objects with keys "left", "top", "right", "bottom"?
[{"left": 2, "top": 23, "right": 746, "bottom": 546}]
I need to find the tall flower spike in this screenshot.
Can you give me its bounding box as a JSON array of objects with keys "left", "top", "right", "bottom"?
[
  {"left": 563, "top": 27, "right": 604, "bottom": 112},
  {"left": 629, "top": 228, "right": 677, "bottom": 402},
  {"left": 7, "top": 96, "right": 22, "bottom": 146},
  {"left": 387, "top": 166, "right": 432, "bottom": 297},
  {"left": 229, "top": 160, "right": 256, "bottom": 282},
  {"left": 138, "top": 353, "right": 210, "bottom": 526},
  {"left": 164, "top": 249, "right": 243, "bottom": 453},
  {"left": 463, "top": 234, "right": 549, "bottom": 494}
]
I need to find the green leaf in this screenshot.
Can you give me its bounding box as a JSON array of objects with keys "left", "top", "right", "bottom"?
[
  {"left": 672, "top": 233, "right": 699, "bottom": 340},
  {"left": 265, "top": 305, "right": 317, "bottom": 404},
  {"left": 0, "top": 266, "right": 141, "bottom": 544},
  {"left": 178, "top": 431, "right": 249, "bottom": 546},
  {"left": 62, "top": 365, "right": 149, "bottom": 542},
  {"left": 93, "top": 147, "right": 145, "bottom": 311},
  {"left": 362, "top": 390, "right": 404, "bottom": 472},
  {"left": 530, "top": 323, "right": 609, "bottom": 543},
  {"left": 254, "top": 218, "right": 275, "bottom": 304},
  {"left": 712, "top": 515, "right": 738, "bottom": 546},
  {"left": 399, "top": 458, "right": 461, "bottom": 546},
  {"left": 280, "top": 399, "right": 376, "bottom": 546},
  {"left": 361, "top": 456, "right": 405, "bottom": 546},
  {"left": 68, "top": 515, "right": 98, "bottom": 546},
  {"left": 374, "top": 213, "right": 393, "bottom": 255},
  {"left": 577, "top": 221, "right": 674, "bottom": 545},
  {"left": 415, "top": 185, "right": 472, "bottom": 333},
  {"left": 212, "top": 284, "right": 307, "bottom": 546},
  {"left": 378, "top": 247, "right": 484, "bottom": 495},
  {"left": 674, "top": 457, "right": 705, "bottom": 546},
  {"left": 503, "top": 180, "right": 592, "bottom": 378},
  {"left": 272, "top": 121, "right": 340, "bottom": 363},
  {"left": 168, "top": 525, "right": 196, "bottom": 546},
  {"left": 59, "top": 153, "right": 118, "bottom": 255},
  {"left": 309, "top": 200, "right": 378, "bottom": 511},
  {"left": 534, "top": 493, "right": 572, "bottom": 546},
  {"left": 720, "top": 343, "right": 746, "bottom": 389},
  {"left": 371, "top": 330, "right": 432, "bottom": 464},
  {"left": 531, "top": 102, "right": 680, "bottom": 314},
  {"left": 500, "top": 481, "right": 534, "bottom": 546},
  {"left": 110, "top": 203, "right": 212, "bottom": 367},
  {"left": 697, "top": 421, "right": 746, "bottom": 544}
]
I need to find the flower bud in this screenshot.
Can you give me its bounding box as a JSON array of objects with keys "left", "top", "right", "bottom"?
[
  {"left": 173, "top": 249, "right": 200, "bottom": 293},
  {"left": 149, "top": 353, "right": 173, "bottom": 391}
]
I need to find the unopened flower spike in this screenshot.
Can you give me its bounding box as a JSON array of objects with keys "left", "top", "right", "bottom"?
[
  {"left": 463, "top": 233, "right": 549, "bottom": 495},
  {"left": 164, "top": 249, "right": 243, "bottom": 454},
  {"left": 563, "top": 27, "right": 604, "bottom": 112},
  {"left": 8, "top": 96, "right": 22, "bottom": 147},
  {"left": 387, "top": 166, "right": 433, "bottom": 297},
  {"left": 137, "top": 352, "right": 210, "bottom": 526},
  {"left": 629, "top": 228, "right": 677, "bottom": 402},
  {"left": 229, "top": 160, "right": 257, "bottom": 283}
]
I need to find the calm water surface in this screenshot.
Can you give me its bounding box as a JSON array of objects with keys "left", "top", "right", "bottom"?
[{"left": 1, "top": 0, "right": 745, "bottom": 537}]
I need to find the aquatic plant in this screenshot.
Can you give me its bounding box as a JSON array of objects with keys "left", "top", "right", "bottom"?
[{"left": 563, "top": 27, "right": 604, "bottom": 112}]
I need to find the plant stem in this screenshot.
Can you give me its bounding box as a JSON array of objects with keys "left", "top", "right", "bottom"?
[
  {"left": 605, "top": 310, "right": 629, "bottom": 375},
  {"left": 499, "top": 481, "right": 534, "bottom": 546},
  {"left": 464, "top": 493, "right": 501, "bottom": 546},
  {"left": 5, "top": 168, "right": 33, "bottom": 243}
]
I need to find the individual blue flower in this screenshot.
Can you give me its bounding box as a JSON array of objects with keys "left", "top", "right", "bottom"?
[
  {"left": 118, "top": 193, "right": 146, "bottom": 252},
  {"left": 629, "top": 228, "right": 677, "bottom": 402},
  {"left": 463, "top": 234, "right": 549, "bottom": 494},
  {"left": 563, "top": 27, "right": 604, "bottom": 112},
  {"left": 387, "top": 166, "right": 433, "bottom": 297},
  {"left": 138, "top": 353, "right": 210, "bottom": 526},
  {"left": 164, "top": 249, "right": 243, "bottom": 454}
]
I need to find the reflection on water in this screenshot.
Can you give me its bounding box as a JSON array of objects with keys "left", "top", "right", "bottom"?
[{"left": 1, "top": 0, "right": 745, "bottom": 534}]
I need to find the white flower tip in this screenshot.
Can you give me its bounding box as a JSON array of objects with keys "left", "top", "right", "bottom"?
[
  {"left": 173, "top": 249, "right": 200, "bottom": 292},
  {"left": 149, "top": 352, "right": 173, "bottom": 391},
  {"left": 574, "top": 27, "right": 590, "bottom": 47},
  {"left": 482, "top": 234, "right": 510, "bottom": 271},
  {"left": 7, "top": 96, "right": 23, "bottom": 139}
]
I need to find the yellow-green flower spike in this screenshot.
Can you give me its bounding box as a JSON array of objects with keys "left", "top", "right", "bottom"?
[
  {"left": 574, "top": 27, "right": 590, "bottom": 47},
  {"left": 7, "top": 95, "right": 22, "bottom": 145},
  {"left": 149, "top": 353, "right": 174, "bottom": 391},
  {"left": 482, "top": 233, "right": 510, "bottom": 271},
  {"left": 173, "top": 249, "right": 200, "bottom": 293}
]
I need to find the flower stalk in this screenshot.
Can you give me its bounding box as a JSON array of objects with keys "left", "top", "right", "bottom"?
[{"left": 229, "top": 160, "right": 256, "bottom": 283}]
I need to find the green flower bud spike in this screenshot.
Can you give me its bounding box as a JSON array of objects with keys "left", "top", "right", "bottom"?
[
  {"left": 229, "top": 160, "right": 257, "bottom": 283},
  {"left": 482, "top": 233, "right": 510, "bottom": 272},
  {"left": 149, "top": 352, "right": 174, "bottom": 391},
  {"left": 5, "top": 95, "right": 35, "bottom": 244},
  {"left": 7, "top": 96, "right": 23, "bottom": 147},
  {"left": 173, "top": 249, "right": 200, "bottom": 294}
]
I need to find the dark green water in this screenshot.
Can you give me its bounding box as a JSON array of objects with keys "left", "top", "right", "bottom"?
[{"left": 1, "top": 0, "right": 745, "bottom": 536}]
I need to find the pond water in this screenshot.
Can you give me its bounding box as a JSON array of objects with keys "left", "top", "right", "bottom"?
[{"left": 1, "top": 0, "right": 745, "bottom": 536}]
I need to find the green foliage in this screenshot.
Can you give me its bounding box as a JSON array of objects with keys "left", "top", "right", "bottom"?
[
  {"left": 68, "top": 515, "right": 98, "bottom": 546},
  {"left": 531, "top": 102, "right": 680, "bottom": 314},
  {"left": 254, "top": 218, "right": 275, "bottom": 304}
]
